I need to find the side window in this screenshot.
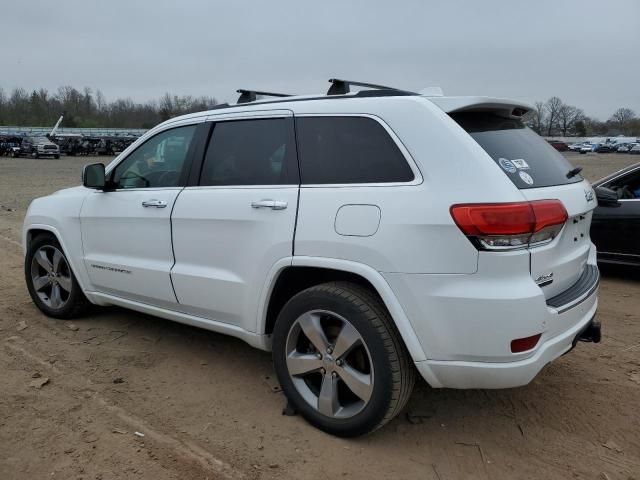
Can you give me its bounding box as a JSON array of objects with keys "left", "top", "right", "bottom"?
[
  {"left": 296, "top": 116, "right": 414, "bottom": 184},
  {"left": 111, "top": 125, "right": 196, "bottom": 189},
  {"left": 608, "top": 170, "right": 640, "bottom": 199},
  {"left": 199, "top": 118, "right": 297, "bottom": 186}
]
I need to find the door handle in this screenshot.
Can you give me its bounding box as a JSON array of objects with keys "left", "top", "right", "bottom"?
[
  {"left": 142, "top": 199, "right": 168, "bottom": 208},
  {"left": 251, "top": 199, "right": 288, "bottom": 210}
]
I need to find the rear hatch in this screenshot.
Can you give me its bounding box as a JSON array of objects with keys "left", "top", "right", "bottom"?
[{"left": 449, "top": 110, "right": 596, "bottom": 299}]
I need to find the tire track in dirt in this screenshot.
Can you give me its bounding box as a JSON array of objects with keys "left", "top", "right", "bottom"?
[
  {"left": 0, "top": 233, "right": 22, "bottom": 249},
  {"left": 4, "top": 336, "right": 245, "bottom": 479},
  {"left": 1, "top": 234, "right": 246, "bottom": 480}
]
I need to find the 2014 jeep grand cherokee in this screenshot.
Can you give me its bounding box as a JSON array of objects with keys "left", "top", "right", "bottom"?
[{"left": 23, "top": 80, "right": 600, "bottom": 437}]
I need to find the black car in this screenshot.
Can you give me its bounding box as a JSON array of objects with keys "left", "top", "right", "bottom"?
[
  {"left": 594, "top": 144, "right": 615, "bottom": 153},
  {"left": 591, "top": 163, "right": 640, "bottom": 266}
]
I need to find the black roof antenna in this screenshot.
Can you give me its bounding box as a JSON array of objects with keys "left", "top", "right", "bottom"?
[
  {"left": 236, "top": 89, "right": 292, "bottom": 104},
  {"left": 327, "top": 78, "right": 416, "bottom": 95}
]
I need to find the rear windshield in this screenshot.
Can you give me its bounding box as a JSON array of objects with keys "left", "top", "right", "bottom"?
[{"left": 450, "top": 112, "right": 582, "bottom": 189}]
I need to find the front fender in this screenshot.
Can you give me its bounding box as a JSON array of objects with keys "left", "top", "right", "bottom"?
[{"left": 23, "top": 187, "right": 92, "bottom": 294}]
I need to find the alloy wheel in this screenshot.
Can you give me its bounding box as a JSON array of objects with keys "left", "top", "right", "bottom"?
[
  {"left": 30, "top": 245, "right": 72, "bottom": 309},
  {"left": 285, "top": 310, "right": 374, "bottom": 419}
]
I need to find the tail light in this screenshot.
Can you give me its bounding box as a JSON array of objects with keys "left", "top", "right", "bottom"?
[{"left": 450, "top": 200, "right": 567, "bottom": 250}]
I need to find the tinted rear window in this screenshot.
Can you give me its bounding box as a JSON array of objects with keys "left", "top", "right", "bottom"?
[
  {"left": 450, "top": 112, "right": 582, "bottom": 189},
  {"left": 296, "top": 116, "right": 414, "bottom": 184}
]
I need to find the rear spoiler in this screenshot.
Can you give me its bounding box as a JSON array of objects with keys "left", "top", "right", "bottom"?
[{"left": 427, "top": 96, "right": 533, "bottom": 120}]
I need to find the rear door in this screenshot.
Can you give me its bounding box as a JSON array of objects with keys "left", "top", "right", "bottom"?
[
  {"left": 170, "top": 111, "right": 299, "bottom": 332},
  {"left": 450, "top": 111, "right": 597, "bottom": 298}
]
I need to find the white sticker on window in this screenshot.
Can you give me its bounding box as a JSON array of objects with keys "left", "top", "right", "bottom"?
[
  {"left": 511, "top": 158, "right": 529, "bottom": 170},
  {"left": 519, "top": 171, "right": 534, "bottom": 185}
]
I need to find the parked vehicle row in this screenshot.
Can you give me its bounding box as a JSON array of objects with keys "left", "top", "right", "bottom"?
[
  {"left": 55, "top": 135, "right": 137, "bottom": 156},
  {"left": 566, "top": 140, "right": 640, "bottom": 154},
  {"left": 0, "top": 133, "right": 139, "bottom": 158},
  {"left": 615, "top": 143, "right": 640, "bottom": 154},
  {"left": 0, "top": 135, "right": 60, "bottom": 158}
]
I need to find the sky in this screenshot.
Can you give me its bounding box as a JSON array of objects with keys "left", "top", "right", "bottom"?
[{"left": 1, "top": 0, "right": 639, "bottom": 120}]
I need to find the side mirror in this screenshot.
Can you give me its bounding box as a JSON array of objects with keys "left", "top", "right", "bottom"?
[
  {"left": 82, "top": 163, "right": 106, "bottom": 189},
  {"left": 594, "top": 186, "right": 621, "bottom": 207}
]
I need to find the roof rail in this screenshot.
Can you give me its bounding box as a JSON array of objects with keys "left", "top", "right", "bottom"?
[
  {"left": 236, "top": 89, "right": 292, "bottom": 104},
  {"left": 327, "top": 78, "right": 415, "bottom": 96}
]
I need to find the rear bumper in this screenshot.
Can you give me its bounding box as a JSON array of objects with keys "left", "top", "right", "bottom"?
[
  {"left": 415, "top": 289, "right": 598, "bottom": 389},
  {"left": 384, "top": 246, "right": 600, "bottom": 389}
]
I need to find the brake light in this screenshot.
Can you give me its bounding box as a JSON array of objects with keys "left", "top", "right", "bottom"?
[{"left": 450, "top": 200, "right": 567, "bottom": 250}]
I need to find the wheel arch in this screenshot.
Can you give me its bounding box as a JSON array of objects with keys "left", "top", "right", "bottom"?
[
  {"left": 25, "top": 227, "right": 57, "bottom": 252},
  {"left": 259, "top": 256, "right": 428, "bottom": 364},
  {"left": 24, "top": 224, "right": 71, "bottom": 252},
  {"left": 24, "top": 223, "right": 92, "bottom": 295}
]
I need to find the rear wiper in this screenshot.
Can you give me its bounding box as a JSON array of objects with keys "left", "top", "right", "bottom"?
[{"left": 566, "top": 166, "right": 583, "bottom": 179}]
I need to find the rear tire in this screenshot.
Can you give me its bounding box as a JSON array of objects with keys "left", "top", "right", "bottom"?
[
  {"left": 273, "top": 282, "right": 415, "bottom": 437},
  {"left": 25, "top": 234, "right": 90, "bottom": 319}
]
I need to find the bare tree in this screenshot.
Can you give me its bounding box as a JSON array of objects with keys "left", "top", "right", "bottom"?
[
  {"left": 159, "top": 93, "right": 175, "bottom": 121},
  {"left": 610, "top": 108, "right": 636, "bottom": 135},
  {"left": 545, "top": 96, "right": 563, "bottom": 136},
  {"left": 0, "top": 87, "right": 7, "bottom": 123},
  {"left": 528, "top": 101, "right": 546, "bottom": 134},
  {"left": 557, "top": 104, "right": 584, "bottom": 137},
  {"left": 95, "top": 90, "right": 106, "bottom": 113}
]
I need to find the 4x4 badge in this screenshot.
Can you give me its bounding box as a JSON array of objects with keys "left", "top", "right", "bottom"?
[{"left": 535, "top": 272, "right": 554, "bottom": 286}]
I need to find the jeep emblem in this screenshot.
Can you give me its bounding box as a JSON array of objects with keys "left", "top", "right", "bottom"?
[{"left": 584, "top": 188, "right": 595, "bottom": 202}]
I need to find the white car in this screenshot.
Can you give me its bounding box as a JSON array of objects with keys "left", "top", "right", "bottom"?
[
  {"left": 23, "top": 79, "right": 601, "bottom": 437},
  {"left": 617, "top": 144, "right": 632, "bottom": 153},
  {"left": 580, "top": 143, "right": 595, "bottom": 154}
]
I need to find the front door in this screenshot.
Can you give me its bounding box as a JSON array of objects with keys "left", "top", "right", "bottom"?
[
  {"left": 592, "top": 167, "right": 640, "bottom": 263},
  {"left": 170, "top": 113, "right": 299, "bottom": 332},
  {"left": 80, "top": 123, "right": 199, "bottom": 306}
]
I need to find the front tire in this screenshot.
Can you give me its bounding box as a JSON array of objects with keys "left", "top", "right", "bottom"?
[
  {"left": 25, "top": 234, "right": 89, "bottom": 319},
  {"left": 273, "top": 282, "right": 415, "bottom": 437}
]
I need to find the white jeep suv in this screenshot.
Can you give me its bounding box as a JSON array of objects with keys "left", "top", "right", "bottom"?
[{"left": 23, "top": 80, "right": 601, "bottom": 437}]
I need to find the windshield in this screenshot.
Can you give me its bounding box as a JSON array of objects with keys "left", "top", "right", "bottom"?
[{"left": 451, "top": 112, "right": 583, "bottom": 189}]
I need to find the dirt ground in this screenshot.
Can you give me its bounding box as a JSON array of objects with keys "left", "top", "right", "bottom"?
[{"left": 1, "top": 152, "right": 639, "bottom": 480}]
